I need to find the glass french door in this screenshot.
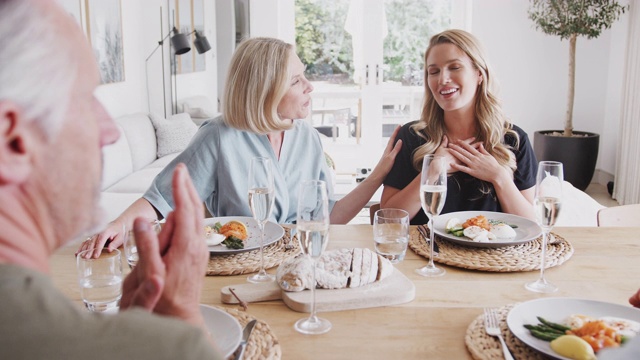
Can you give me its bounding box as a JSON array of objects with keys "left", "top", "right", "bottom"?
[{"left": 295, "top": 0, "right": 463, "bottom": 145}]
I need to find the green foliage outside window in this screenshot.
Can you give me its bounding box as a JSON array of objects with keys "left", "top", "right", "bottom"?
[{"left": 295, "top": 0, "right": 451, "bottom": 84}]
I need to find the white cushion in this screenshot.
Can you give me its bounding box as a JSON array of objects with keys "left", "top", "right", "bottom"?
[
  {"left": 146, "top": 153, "right": 180, "bottom": 169},
  {"left": 180, "top": 95, "right": 216, "bottom": 119},
  {"left": 104, "top": 167, "right": 166, "bottom": 193},
  {"left": 149, "top": 113, "right": 198, "bottom": 158},
  {"left": 99, "top": 192, "right": 145, "bottom": 223},
  {"left": 554, "top": 181, "right": 606, "bottom": 227},
  {"left": 116, "top": 113, "right": 158, "bottom": 171},
  {"left": 101, "top": 123, "right": 133, "bottom": 190}
]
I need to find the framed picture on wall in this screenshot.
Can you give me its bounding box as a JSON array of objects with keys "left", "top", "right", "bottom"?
[
  {"left": 176, "top": 0, "right": 193, "bottom": 74},
  {"left": 173, "top": 0, "right": 206, "bottom": 74},
  {"left": 193, "top": 0, "right": 205, "bottom": 72},
  {"left": 56, "top": 0, "right": 83, "bottom": 29},
  {"left": 85, "top": 0, "right": 125, "bottom": 84}
]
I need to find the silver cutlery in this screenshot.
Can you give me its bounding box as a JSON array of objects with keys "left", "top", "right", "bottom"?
[
  {"left": 417, "top": 224, "right": 439, "bottom": 256},
  {"left": 483, "top": 308, "right": 514, "bottom": 360},
  {"left": 285, "top": 227, "right": 296, "bottom": 250},
  {"left": 234, "top": 319, "right": 257, "bottom": 360}
]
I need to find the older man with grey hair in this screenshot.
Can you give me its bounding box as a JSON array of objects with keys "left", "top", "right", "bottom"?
[{"left": 0, "top": 0, "right": 221, "bottom": 358}]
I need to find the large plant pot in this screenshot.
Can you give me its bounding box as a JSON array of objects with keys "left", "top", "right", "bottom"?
[{"left": 533, "top": 130, "right": 599, "bottom": 191}]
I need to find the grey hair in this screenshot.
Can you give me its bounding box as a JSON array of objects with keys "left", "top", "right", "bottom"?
[{"left": 0, "top": 0, "right": 77, "bottom": 138}]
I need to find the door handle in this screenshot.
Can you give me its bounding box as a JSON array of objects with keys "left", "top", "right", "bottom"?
[
  {"left": 365, "top": 64, "right": 369, "bottom": 85},
  {"left": 376, "top": 64, "right": 380, "bottom": 85}
]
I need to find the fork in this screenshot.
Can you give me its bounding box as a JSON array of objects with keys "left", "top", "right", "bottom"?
[
  {"left": 483, "top": 308, "right": 514, "bottom": 360},
  {"left": 284, "top": 227, "right": 296, "bottom": 250},
  {"left": 417, "top": 224, "right": 439, "bottom": 256}
]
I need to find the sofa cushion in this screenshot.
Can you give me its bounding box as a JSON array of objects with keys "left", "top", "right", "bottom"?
[
  {"left": 180, "top": 95, "right": 216, "bottom": 119},
  {"left": 104, "top": 167, "right": 166, "bottom": 194},
  {"left": 116, "top": 113, "right": 158, "bottom": 171},
  {"left": 101, "top": 123, "right": 134, "bottom": 190},
  {"left": 145, "top": 153, "right": 180, "bottom": 169},
  {"left": 99, "top": 192, "right": 145, "bottom": 223},
  {"left": 150, "top": 112, "right": 198, "bottom": 158}
]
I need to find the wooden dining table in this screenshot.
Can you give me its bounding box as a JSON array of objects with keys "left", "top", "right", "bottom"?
[{"left": 50, "top": 225, "right": 640, "bottom": 359}]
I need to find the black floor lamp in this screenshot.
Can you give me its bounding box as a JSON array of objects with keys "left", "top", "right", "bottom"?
[{"left": 145, "top": 7, "right": 211, "bottom": 117}]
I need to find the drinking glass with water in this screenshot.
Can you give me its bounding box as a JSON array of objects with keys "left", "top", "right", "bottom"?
[
  {"left": 373, "top": 208, "right": 409, "bottom": 264},
  {"left": 76, "top": 248, "right": 123, "bottom": 313}
]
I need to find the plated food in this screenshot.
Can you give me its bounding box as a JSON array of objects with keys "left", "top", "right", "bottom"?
[
  {"left": 204, "top": 217, "right": 284, "bottom": 255},
  {"left": 524, "top": 314, "right": 639, "bottom": 359},
  {"left": 508, "top": 298, "right": 640, "bottom": 360},
  {"left": 434, "top": 211, "right": 542, "bottom": 248},
  {"left": 445, "top": 215, "right": 517, "bottom": 242},
  {"left": 205, "top": 220, "right": 249, "bottom": 249}
]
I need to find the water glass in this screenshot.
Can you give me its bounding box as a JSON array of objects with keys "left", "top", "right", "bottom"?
[
  {"left": 123, "top": 221, "right": 160, "bottom": 269},
  {"left": 76, "top": 248, "right": 123, "bottom": 313},
  {"left": 373, "top": 208, "right": 409, "bottom": 264}
]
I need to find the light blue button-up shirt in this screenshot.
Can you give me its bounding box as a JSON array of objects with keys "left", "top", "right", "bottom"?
[{"left": 143, "top": 117, "right": 335, "bottom": 224}]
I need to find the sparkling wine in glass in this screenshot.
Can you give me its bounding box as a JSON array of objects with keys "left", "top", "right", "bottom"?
[
  {"left": 247, "top": 157, "right": 276, "bottom": 283},
  {"left": 294, "top": 180, "right": 331, "bottom": 335},
  {"left": 416, "top": 155, "right": 447, "bottom": 277},
  {"left": 526, "top": 161, "right": 563, "bottom": 293}
]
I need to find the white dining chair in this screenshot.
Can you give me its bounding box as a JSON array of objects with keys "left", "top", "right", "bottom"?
[{"left": 596, "top": 204, "right": 640, "bottom": 227}]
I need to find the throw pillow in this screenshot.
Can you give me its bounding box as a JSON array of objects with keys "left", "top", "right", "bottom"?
[{"left": 149, "top": 112, "right": 198, "bottom": 158}]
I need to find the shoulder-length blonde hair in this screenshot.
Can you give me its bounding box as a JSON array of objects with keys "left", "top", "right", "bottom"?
[
  {"left": 222, "top": 37, "right": 294, "bottom": 134},
  {"left": 411, "top": 29, "right": 518, "bottom": 175}
]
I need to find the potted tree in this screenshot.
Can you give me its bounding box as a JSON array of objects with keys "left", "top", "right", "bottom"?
[{"left": 528, "top": 0, "right": 627, "bottom": 190}]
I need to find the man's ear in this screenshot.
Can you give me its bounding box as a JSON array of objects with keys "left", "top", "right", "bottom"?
[{"left": 0, "top": 101, "right": 35, "bottom": 185}]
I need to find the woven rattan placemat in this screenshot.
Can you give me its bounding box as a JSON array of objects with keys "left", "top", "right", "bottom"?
[
  {"left": 207, "top": 228, "right": 300, "bottom": 276},
  {"left": 408, "top": 228, "right": 573, "bottom": 272},
  {"left": 465, "top": 304, "right": 545, "bottom": 360},
  {"left": 221, "top": 307, "right": 282, "bottom": 360}
]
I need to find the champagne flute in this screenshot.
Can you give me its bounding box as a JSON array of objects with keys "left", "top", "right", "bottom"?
[
  {"left": 416, "top": 154, "right": 447, "bottom": 277},
  {"left": 294, "top": 180, "right": 331, "bottom": 335},
  {"left": 247, "top": 157, "right": 276, "bottom": 283},
  {"left": 526, "top": 161, "right": 563, "bottom": 293}
]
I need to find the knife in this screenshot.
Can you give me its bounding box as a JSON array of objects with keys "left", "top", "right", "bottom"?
[
  {"left": 417, "top": 224, "right": 439, "bottom": 255},
  {"left": 234, "top": 319, "right": 257, "bottom": 360}
]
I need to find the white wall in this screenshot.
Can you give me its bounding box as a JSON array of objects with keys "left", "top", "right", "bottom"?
[
  {"left": 470, "top": 0, "right": 629, "bottom": 176},
  {"left": 94, "top": 0, "right": 217, "bottom": 119},
  {"left": 95, "top": 1, "right": 629, "bottom": 178}
]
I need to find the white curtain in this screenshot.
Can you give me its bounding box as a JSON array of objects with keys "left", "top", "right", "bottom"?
[{"left": 614, "top": 1, "right": 640, "bottom": 205}]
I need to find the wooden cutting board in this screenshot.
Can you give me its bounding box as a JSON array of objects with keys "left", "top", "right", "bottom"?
[{"left": 220, "top": 268, "right": 415, "bottom": 312}]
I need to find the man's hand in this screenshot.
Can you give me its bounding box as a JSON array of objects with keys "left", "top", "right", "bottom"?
[
  {"left": 630, "top": 289, "right": 640, "bottom": 308},
  {"left": 120, "top": 163, "right": 207, "bottom": 327}
]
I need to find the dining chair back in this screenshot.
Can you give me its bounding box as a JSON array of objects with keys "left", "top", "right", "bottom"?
[
  {"left": 596, "top": 204, "right": 640, "bottom": 227},
  {"left": 369, "top": 203, "right": 381, "bottom": 225}
]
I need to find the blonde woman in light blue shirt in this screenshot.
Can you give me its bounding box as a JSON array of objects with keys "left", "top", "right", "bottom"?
[{"left": 79, "top": 37, "right": 401, "bottom": 257}]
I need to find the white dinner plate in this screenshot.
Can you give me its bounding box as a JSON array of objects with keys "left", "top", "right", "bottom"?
[
  {"left": 205, "top": 216, "right": 284, "bottom": 255},
  {"left": 433, "top": 211, "right": 541, "bottom": 248},
  {"left": 200, "top": 304, "right": 242, "bottom": 357},
  {"left": 507, "top": 298, "right": 640, "bottom": 359}
]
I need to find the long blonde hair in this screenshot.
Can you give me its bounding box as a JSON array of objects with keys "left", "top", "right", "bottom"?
[
  {"left": 222, "top": 37, "right": 294, "bottom": 134},
  {"left": 411, "top": 29, "right": 518, "bottom": 176}
]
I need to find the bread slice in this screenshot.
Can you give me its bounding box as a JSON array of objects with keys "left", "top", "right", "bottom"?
[
  {"left": 358, "top": 248, "right": 372, "bottom": 288},
  {"left": 376, "top": 254, "right": 394, "bottom": 281},
  {"left": 349, "top": 248, "right": 363, "bottom": 288},
  {"left": 366, "top": 249, "right": 379, "bottom": 285}
]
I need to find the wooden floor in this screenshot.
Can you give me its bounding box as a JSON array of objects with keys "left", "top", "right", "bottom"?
[{"left": 584, "top": 183, "right": 619, "bottom": 207}]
